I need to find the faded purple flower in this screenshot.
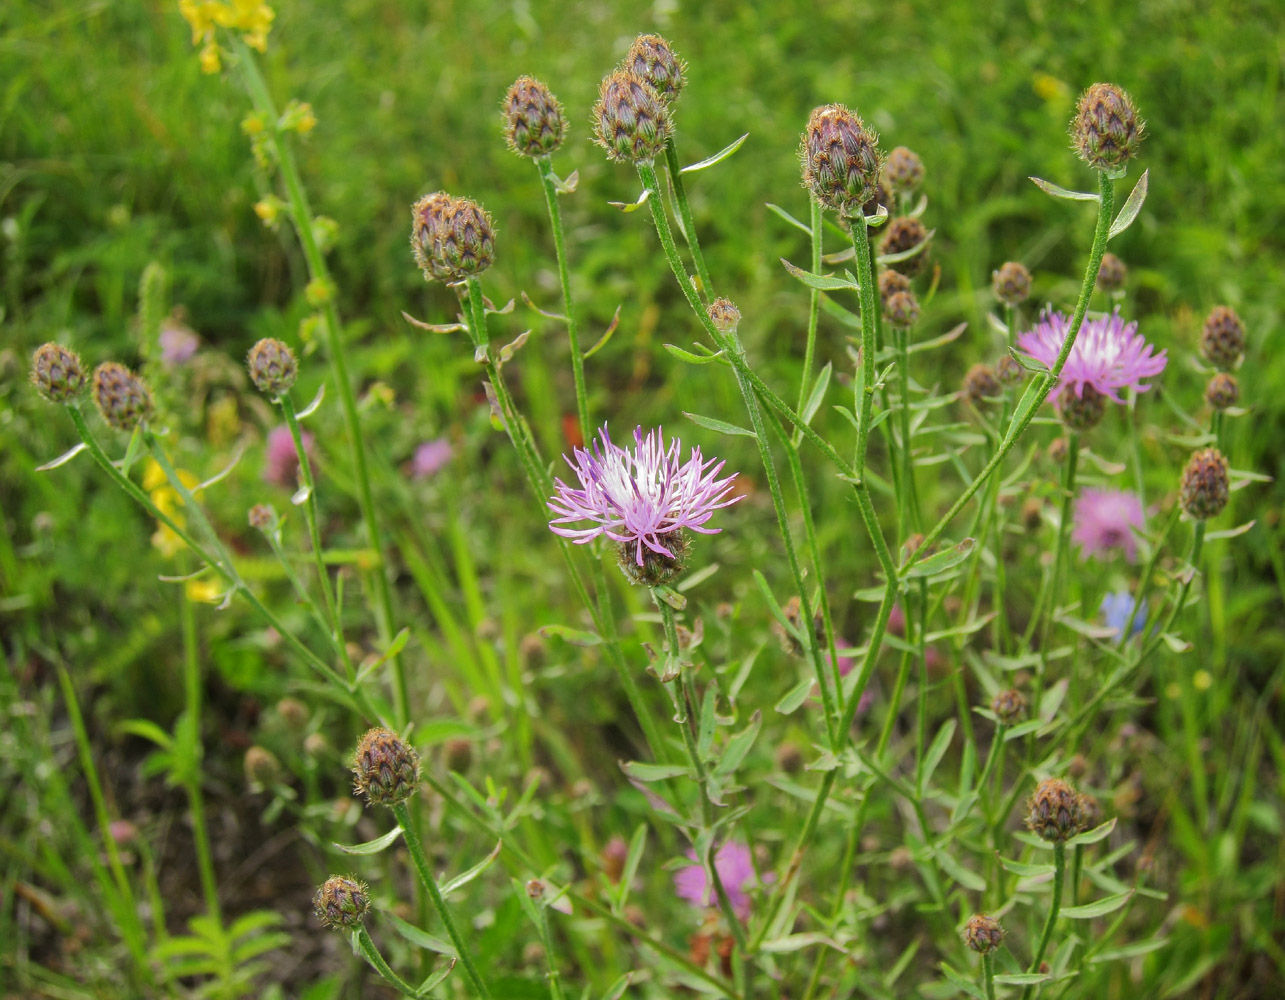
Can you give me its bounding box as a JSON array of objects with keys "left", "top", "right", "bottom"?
[
  {"left": 264, "top": 424, "right": 315, "bottom": 488},
  {"left": 1017, "top": 309, "right": 1166, "bottom": 404},
  {"left": 1072, "top": 488, "right": 1145, "bottom": 561},
  {"left": 159, "top": 321, "right": 200, "bottom": 368},
  {"left": 548, "top": 425, "right": 742, "bottom": 566},
  {"left": 411, "top": 437, "right": 453, "bottom": 479},
  {"left": 673, "top": 841, "right": 760, "bottom": 921}
]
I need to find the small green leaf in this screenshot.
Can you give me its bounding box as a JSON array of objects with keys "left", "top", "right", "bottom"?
[
  {"left": 663, "top": 343, "right": 726, "bottom": 365},
  {"left": 36, "top": 442, "right": 88, "bottom": 472},
  {"left": 800, "top": 363, "right": 833, "bottom": 427},
  {"left": 1030, "top": 176, "right": 1100, "bottom": 201},
  {"left": 775, "top": 676, "right": 814, "bottom": 715},
  {"left": 919, "top": 719, "right": 957, "bottom": 789},
  {"left": 681, "top": 132, "right": 749, "bottom": 174},
  {"left": 439, "top": 840, "right": 502, "bottom": 897},
  {"left": 993, "top": 972, "right": 1052, "bottom": 985},
  {"left": 1066, "top": 817, "right": 1116, "bottom": 846},
  {"left": 1001, "top": 375, "right": 1049, "bottom": 448},
  {"left": 607, "top": 188, "right": 651, "bottom": 212},
  {"left": 713, "top": 711, "right": 762, "bottom": 779},
  {"left": 1089, "top": 937, "right": 1169, "bottom": 962},
  {"left": 582, "top": 305, "right": 622, "bottom": 359},
  {"left": 416, "top": 957, "right": 458, "bottom": 993},
  {"left": 117, "top": 719, "right": 174, "bottom": 750},
  {"left": 613, "top": 824, "right": 648, "bottom": 912},
  {"left": 1061, "top": 890, "right": 1132, "bottom": 918},
  {"left": 779, "top": 257, "right": 860, "bottom": 292},
  {"left": 354, "top": 627, "right": 411, "bottom": 684},
  {"left": 334, "top": 826, "right": 403, "bottom": 855},
  {"left": 1108, "top": 168, "right": 1148, "bottom": 239},
  {"left": 697, "top": 685, "right": 718, "bottom": 760},
  {"left": 765, "top": 202, "right": 812, "bottom": 235},
  {"left": 682, "top": 411, "right": 757, "bottom": 438},
  {"left": 296, "top": 383, "right": 326, "bottom": 419},
  {"left": 538, "top": 624, "right": 603, "bottom": 647},
  {"left": 619, "top": 760, "right": 690, "bottom": 782},
  {"left": 903, "top": 538, "right": 976, "bottom": 579},
  {"left": 999, "top": 857, "right": 1056, "bottom": 878}
]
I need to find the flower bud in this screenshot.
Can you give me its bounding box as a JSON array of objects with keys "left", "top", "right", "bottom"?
[
  {"left": 601, "top": 836, "right": 629, "bottom": 882},
  {"left": 1026, "top": 777, "right": 1083, "bottom": 842},
  {"left": 879, "top": 216, "right": 929, "bottom": 276},
  {"left": 593, "top": 70, "right": 672, "bottom": 164},
  {"left": 351, "top": 727, "right": 421, "bottom": 807},
  {"left": 990, "top": 688, "right": 1027, "bottom": 725},
  {"left": 1204, "top": 372, "right": 1238, "bottom": 411},
  {"left": 248, "top": 503, "right": 276, "bottom": 532},
  {"left": 884, "top": 289, "right": 920, "bottom": 329},
  {"left": 1047, "top": 437, "right": 1069, "bottom": 464},
  {"left": 800, "top": 104, "right": 881, "bottom": 216},
  {"left": 963, "top": 363, "right": 999, "bottom": 406},
  {"left": 775, "top": 742, "right": 805, "bottom": 774},
  {"left": 443, "top": 737, "right": 473, "bottom": 774},
  {"left": 244, "top": 746, "right": 282, "bottom": 788},
  {"left": 31, "top": 343, "right": 87, "bottom": 404},
  {"left": 623, "top": 33, "right": 685, "bottom": 104},
  {"left": 246, "top": 338, "right": 298, "bottom": 397},
  {"left": 1071, "top": 83, "right": 1143, "bottom": 172},
  {"left": 1056, "top": 384, "right": 1106, "bottom": 432},
  {"left": 313, "top": 875, "right": 370, "bottom": 929},
  {"left": 432, "top": 197, "right": 496, "bottom": 282},
  {"left": 616, "top": 529, "right": 689, "bottom": 588},
  {"left": 1075, "top": 791, "right": 1103, "bottom": 832},
  {"left": 1179, "top": 448, "right": 1229, "bottom": 520},
  {"left": 276, "top": 696, "right": 309, "bottom": 732},
  {"left": 883, "top": 146, "right": 924, "bottom": 193},
  {"left": 1021, "top": 497, "right": 1043, "bottom": 531},
  {"left": 1097, "top": 252, "right": 1128, "bottom": 292},
  {"left": 410, "top": 191, "right": 456, "bottom": 281},
  {"left": 502, "top": 76, "right": 567, "bottom": 158},
  {"left": 92, "top": 362, "right": 152, "bottom": 431},
  {"left": 992, "top": 261, "right": 1031, "bottom": 306},
  {"left": 526, "top": 878, "right": 545, "bottom": 900},
  {"left": 1199, "top": 305, "right": 1245, "bottom": 370},
  {"left": 964, "top": 914, "right": 1004, "bottom": 954},
  {"left": 878, "top": 269, "right": 911, "bottom": 308},
  {"left": 996, "top": 355, "right": 1026, "bottom": 387},
  {"left": 707, "top": 297, "right": 741, "bottom": 334}
]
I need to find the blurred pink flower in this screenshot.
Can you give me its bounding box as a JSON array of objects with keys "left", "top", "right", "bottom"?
[
  {"left": 263, "top": 424, "right": 315, "bottom": 488},
  {"left": 673, "top": 841, "right": 761, "bottom": 921},
  {"left": 411, "top": 437, "right": 453, "bottom": 479},
  {"left": 159, "top": 321, "right": 200, "bottom": 367},
  {"left": 1072, "top": 488, "right": 1145, "bottom": 561}
]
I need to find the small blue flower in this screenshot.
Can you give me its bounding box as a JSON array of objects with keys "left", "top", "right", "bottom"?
[{"left": 1100, "top": 591, "right": 1146, "bottom": 639}]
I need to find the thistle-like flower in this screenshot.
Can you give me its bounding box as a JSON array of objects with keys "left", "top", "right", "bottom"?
[
  {"left": 593, "top": 70, "right": 671, "bottom": 165},
  {"left": 246, "top": 337, "right": 297, "bottom": 397},
  {"left": 502, "top": 76, "right": 567, "bottom": 158},
  {"left": 963, "top": 914, "right": 1005, "bottom": 954},
  {"left": 1026, "top": 777, "right": 1083, "bottom": 842},
  {"left": 623, "top": 33, "right": 686, "bottom": 104},
  {"left": 547, "top": 425, "right": 742, "bottom": 586},
  {"left": 1072, "top": 488, "right": 1145, "bottom": 561},
  {"left": 313, "top": 875, "right": 370, "bottom": 930},
  {"left": 351, "top": 727, "right": 421, "bottom": 807},
  {"left": 1017, "top": 310, "right": 1166, "bottom": 414},
  {"left": 992, "top": 261, "right": 1031, "bottom": 306},
  {"left": 883, "top": 146, "right": 924, "bottom": 193},
  {"left": 673, "top": 842, "right": 760, "bottom": 921},
  {"left": 1071, "top": 83, "right": 1143, "bottom": 172},
  {"left": 800, "top": 104, "right": 881, "bottom": 216},
  {"left": 30, "top": 343, "right": 87, "bottom": 404},
  {"left": 1180, "top": 448, "right": 1229, "bottom": 520},
  {"left": 93, "top": 362, "right": 152, "bottom": 431},
  {"left": 1199, "top": 305, "right": 1245, "bottom": 370}
]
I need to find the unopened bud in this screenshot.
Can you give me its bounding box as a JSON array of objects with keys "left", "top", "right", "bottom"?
[
  {"left": 1204, "top": 372, "right": 1238, "bottom": 411},
  {"left": 432, "top": 197, "right": 496, "bottom": 282},
  {"left": 775, "top": 742, "right": 805, "bottom": 774},
  {"left": 1056, "top": 384, "right": 1107, "bottom": 431},
  {"left": 883, "top": 146, "right": 924, "bottom": 193},
  {"left": 879, "top": 216, "right": 929, "bottom": 276},
  {"left": 992, "top": 261, "right": 1031, "bottom": 306},
  {"left": 276, "top": 696, "right": 309, "bottom": 732},
  {"left": 1026, "top": 777, "right": 1083, "bottom": 842},
  {"left": 1047, "top": 437, "right": 1069, "bottom": 464},
  {"left": 526, "top": 879, "right": 545, "bottom": 900},
  {"left": 593, "top": 70, "right": 671, "bottom": 164},
  {"left": 502, "top": 76, "right": 567, "bottom": 158},
  {"left": 884, "top": 289, "right": 920, "bottom": 329},
  {"left": 1179, "top": 448, "right": 1229, "bottom": 520},
  {"left": 878, "top": 269, "right": 911, "bottom": 308},
  {"left": 964, "top": 914, "right": 1004, "bottom": 954},
  {"left": 800, "top": 104, "right": 881, "bottom": 216},
  {"left": 1021, "top": 497, "right": 1043, "bottom": 531},
  {"left": 1199, "top": 306, "right": 1245, "bottom": 370},
  {"left": 1097, "top": 252, "right": 1128, "bottom": 292},
  {"left": 246, "top": 338, "right": 297, "bottom": 397},
  {"left": 313, "top": 875, "right": 369, "bottom": 929},
  {"left": 623, "top": 34, "right": 685, "bottom": 103},
  {"left": 996, "top": 355, "right": 1025, "bottom": 387},
  {"left": 443, "top": 737, "right": 473, "bottom": 774},
  {"left": 248, "top": 503, "right": 276, "bottom": 532},
  {"left": 707, "top": 297, "right": 741, "bottom": 334},
  {"left": 31, "top": 343, "right": 87, "bottom": 404},
  {"left": 92, "top": 362, "right": 152, "bottom": 431},
  {"left": 963, "top": 364, "right": 999, "bottom": 406},
  {"left": 410, "top": 191, "right": 456, "bottom": 282},
  {"left": 1075, "top": 791, "right": 1103, "bottom": 832},
  {"left": 991, "top": 689, "right": 1027, "bottom": 725},
  {"left": 244, "top": 746, "right": 282, "bottom": 788},
  {"left": 351, "top": 727, "right": 421, "bottom": 807},
  {"left": 1071, "top": 83, "right": 1143, "bottom": 172}
]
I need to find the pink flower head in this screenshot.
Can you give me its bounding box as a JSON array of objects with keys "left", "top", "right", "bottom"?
[
  {"left": 548, "top": 425, "right": 742, "bottom": 565},
  {"left": 411, "top": 437, "right": 453, "bottom": 479},
  {"left": 673, "top": 841, "right": 760, "bottom": 921},
  {"left": 1072, "top": 488, "right": 1145, "bottom": 561},
  {"left": 158, "top": 321, "right": 200, "bottom": 368},
  {"left": 1017, "top": 309, "right": 1166, "bottom": 404},
  {"left": 263, "top": 424, "right": 315, "bottom": 488}
]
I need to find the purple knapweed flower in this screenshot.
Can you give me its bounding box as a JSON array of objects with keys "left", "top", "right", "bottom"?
[
  {"left": 1017, "top": 309, "right": 1166, "bottom": 404},
  {"left": 1101, "top": 591, "right": 1147, "bottom": 639},
  {"left": 547, "top": 424, "right": 742, "bottom": 568},
  {"left": 411, "top": 437, "right": 453, "bottom": 479},
  {"left": 158, "top": 321, "right": 200, "bottom": 368},
  {"left": 263, "top": 424, "right": 315, "bottom": 488},
  {"left": 1072, "top": 488, "right": 1145, "bottom": 561},
  {"left": 673, "top": 841, "right": 762, "bottom": 921}
]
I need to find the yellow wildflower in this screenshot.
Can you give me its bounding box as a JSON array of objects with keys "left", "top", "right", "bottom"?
[
  {"left": 178, "top": 0, "right": 275, "bottom": 72},
  {"left": 186, "top": 578, "right": 224, "bottom": 603}
]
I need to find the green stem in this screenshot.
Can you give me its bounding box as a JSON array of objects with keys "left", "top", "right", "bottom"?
[
  {"left": 1036, "top": 432, "right": 1080, "bottom": 712},
  {"left": 280, "top": 393, "right": 352, "bottom": 679},
  {"left": 231, "top": 36, "right": 406, "bottom": 724},
  {"left": 179, "top": 591, "right": 221, "bottom": 923},
  {"left": 983, "top": 951, "right": 997, "bottom": 1000},
  {"left": 535, "top": 155, "right": 591, "bottom": 445},
  {"left": 795, "top": 196, "right": 824, "bottom": 425},
  {"left": 354, "top": 924, "right": 420, "bottom": 997},
  {"left": 1021, "top": 841, "right": 1065, "bottom": 1000},
  {"left": 392, "top": 802, "right": 492, "bottom": 998},
  {"left": 664, "top": 139, "right": 714, "bottom": 301},
  {"left": 904, "top": 171, "right": 1116, "bottom": 573},
  {"left": 530, "top": 900, "right": 567, "bottom": 1000}
]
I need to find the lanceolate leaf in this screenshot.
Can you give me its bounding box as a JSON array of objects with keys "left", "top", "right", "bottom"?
[
  {"left": 334, "top": 826, "right": 403, "bottom": 855},
  {"left": 1029, "top": 176, "right": 1100, "bottom": 201},
  {"left": 681, "top": 132, "right": 749, "bottom": 174},
  {"left": 1108, "top": 168, "right": 1149, "bottom": 239}
]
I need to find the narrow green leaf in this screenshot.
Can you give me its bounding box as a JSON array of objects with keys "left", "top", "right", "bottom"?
[
  {"left": 416, "top": 958, "right": 458, "bottom": 993},
  {"left": 994, "top": 972, "right": 1052, "bottom": 985},
  {"left": 1030, "top": 176, "right": 1100, "bottom": 201},
  {"left": 1001, "top": 375, "right": 1048, "bottom": 448},
  {"left": 780, "top": 257, "right": 860, "bottom": 292},
  {"left": 775, "top": 676, "right": 814, "bottom": 715},
  {"left": 999, "top": 857, "right": 1056, "bottom": 878},
  {"left": 919, "top": 719, "right": 957, "bottom": 789},
  {"left": 681, "top": 132, "right": 749, "bottom": 174},
  {"left": 439, "top": 840, "right": 502, "bottom": 897},
  {"left": 538, "top": 624, "right": 603, "bottom": 646},
  {"left": 613, "top": 824, "right": 648, "bottom": 912},
  {"left": 663, "top": 343, "right": 725, "bottom": 365},
  {"left": 1066, "top": 817, "right": 1117, "bottom": 846},
  {"left": 36, "top": 442, "right": 88, "bottom": 472},
  {"left": 619, "top": 760, "right": 690, "bottom": 782},
  {"left": 117, "top": 718, "right": 174, "bottom": 750},
  {"left": 934, "top": 849, "right": 986, "bottom": 892},
  {"left": 682, "top": 411, "right": 757, "bottom": 438},
  {"left": 765, "top": 202, "right": 812, "bottom": 235},
  {"left": 582, "top": 304, "right": 622, "bottom": 360},
  {"left": 354, "top": 627, "right": 411, "bottom": 684},
  {"left": 607, "top": 188, "right": 651, "bottom": 212},
  {"left": 800, "top": 362, "right": 833, "bottom": 426},
  {"left": 600, "top": 972, "right": 635, "bottom": 1000},
  {"left": 903, "top": 539, "right": 976, "bottom": 579},
  {"left": 697, "top": 685, "right": 718, "bottom": 760},
  {"left": 713, "top": 711, "right": 762, "bottom": 778},
  {"left": 1061, "top": 891, "right": 1132, "bottom": 918},
  {"left": 939, "top": 963, "right": 987, "bottom": 1000},
  {"left": 296, "top": 382, "right": 326, "bottom": 419},
  {"left": 1089, "top": 937, "right": 1169, "bottom": 962},
  {"left": 334, "top": 826, "right": 403, "bottom": 855},
  {"left": 1108, "top": 168, "right": 1149, "bottom": 239}
]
